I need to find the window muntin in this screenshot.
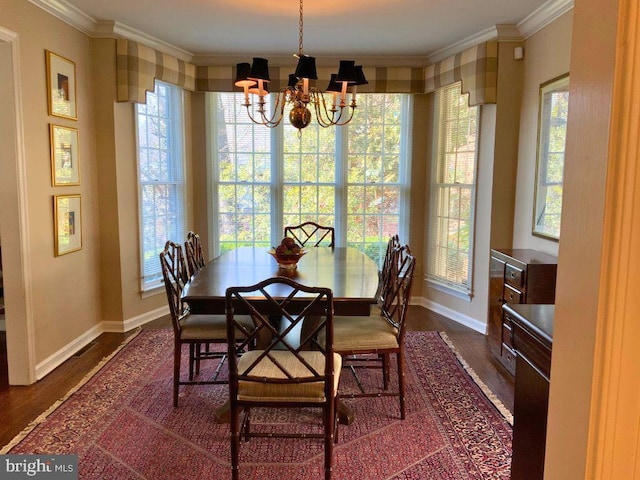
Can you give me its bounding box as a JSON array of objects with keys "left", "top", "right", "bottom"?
[
  {"left": 427, "top": 82, "right": 479, "bottom": 295},
  {"left": 136, "top": 81, "right": 186, "bottom": 290},
  {"left": 346, "top": 94, "right": 407, "bottom": 266},
  {"left": 209, "top": 93, "right": 410, "bottom": 268}
]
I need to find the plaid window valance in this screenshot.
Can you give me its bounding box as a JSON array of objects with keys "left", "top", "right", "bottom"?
[
  {"left": 117, "top": 39, "right": 496, "bottom": 105},
  {"left": 425, "top": 41, "right": 498, "bottom": 106},
  {"left": 116, "top": 39, "right": 196, "bottom": 103}
]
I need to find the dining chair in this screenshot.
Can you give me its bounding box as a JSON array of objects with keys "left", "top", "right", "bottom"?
[
  {"left": 331, "top": 244, "right": 416, "bottom": 419},
  {"left": 184, "top": 230, "right": 206, "bottom": 278},
  {"left": 376, "top": 234, "right": 401, "bottom": 302},
  {"left": 284, "top": 221, "right": 335, "bottom": 248},
  {"left": 160, "top": 240, "right": 253, "bottom": 407},
  {"left": 225, "top": 277, "right": 340, "bottom": 480}
]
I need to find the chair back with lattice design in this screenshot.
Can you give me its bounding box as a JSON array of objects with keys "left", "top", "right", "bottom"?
[
  {"left": 185, "top": 231, "right": 206, "bottom": 277},
  {"left": 376, "top": 234, "right": 401, "bottom": 302},
  {"left": 160, "top": 241, "right": 190, "bottom": 334},
  {"left": 379, "top": 245, "right": 416, "bottom": 343},
  {"left": 284, "top": 222, "right": 335, "bottom": 248},
  {"left": 225, "top": 277, "right": 335, "bottom": 398}
]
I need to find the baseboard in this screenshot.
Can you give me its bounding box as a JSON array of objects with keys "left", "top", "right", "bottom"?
[
  {"left": 412, "top": 296, "right": 487, "bottom": 334},
  {"left": 35, "top": 323, "right": 104, "bottom": 380},
  {"left": 35, "top": 306, "right": 169, "bottom": 380},
  {"left": 102, "top": 305, "right": 169, "bottom": 333}
]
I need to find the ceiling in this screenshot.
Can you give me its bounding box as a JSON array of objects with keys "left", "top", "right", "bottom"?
[{"left": 54, "top": 0, "right": 559, "bottom": 62}]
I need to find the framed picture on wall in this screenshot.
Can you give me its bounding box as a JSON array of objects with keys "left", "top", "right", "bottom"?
[
  {"left": 54, "top": 194, "right": 82, "bottom": 256},
  {"left": 46, "top": 50, "right": 77, "bottom": 120},
  {"left": 50, "top": 124, "right": 80, "bottom": 186}
]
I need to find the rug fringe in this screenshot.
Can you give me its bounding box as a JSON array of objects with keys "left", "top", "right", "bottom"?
[
  {"left": 438, "top": 332, "right": 514, "bottom": 426},
  {"left": 0, "top": 328, "right": 143, "bottom": 454}
]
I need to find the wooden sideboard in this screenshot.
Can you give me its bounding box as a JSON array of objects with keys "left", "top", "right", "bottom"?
[
  {"left": 504, "top": 303, "right": 554, "bottom": 480},
  {"left": 488, "top": 249, "right": 557, "bottom": 374}
]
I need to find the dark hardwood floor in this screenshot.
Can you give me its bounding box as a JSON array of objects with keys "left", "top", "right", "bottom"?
[{"left": 0, "top": 305, "right": 514, "bottom": 448}]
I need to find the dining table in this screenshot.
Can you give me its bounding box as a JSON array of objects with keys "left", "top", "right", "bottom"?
[{"left": 181, "top": 245, "right": 380, "bottom": 424}]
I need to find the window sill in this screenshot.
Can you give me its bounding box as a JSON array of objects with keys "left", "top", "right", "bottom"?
[{"left": 426, "top": 278, "right": 473, "bottom": 302}]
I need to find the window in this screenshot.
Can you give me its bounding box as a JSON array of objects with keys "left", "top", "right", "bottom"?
[
  {"left": 209, "top": 93, "right": 410, "bottom": 267},
  {"left": 136, "top": 81, "right": 187, "bottom": 290},
  {"left": 427, "top": 82, "right": 479, "bottom": 296}
]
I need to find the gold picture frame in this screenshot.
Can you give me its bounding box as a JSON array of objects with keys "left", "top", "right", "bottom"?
[
  {"left": 46, "top": 50, "right": 77, "bottom": 120},
  {"left": 54, "top": 194, "right": 82, "bottom": 256},
  {"left": 532, "top": 73, "right": 570, "bottom": 241},
  {"left": 50, "top": 124, "right": 80, "bottom": 186}
]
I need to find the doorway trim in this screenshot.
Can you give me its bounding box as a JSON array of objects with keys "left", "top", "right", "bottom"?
[{"left": 0, "top": 26, "right": 36, "bottom": 384}]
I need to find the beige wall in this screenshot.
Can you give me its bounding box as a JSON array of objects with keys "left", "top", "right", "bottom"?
[
  {"left": 0, "top": 0, "right": 173, "bottom": 383},
  {"left": 513, "top": 12, "right": 574, "bottom": 257},
  {"left": 1, "top": 1, "right": 103, "bottom": 377},
  {"left": 417, "top": 41, "right": 524, "bottom": 332},
  {"left": 546, "top": 0, "right": 618, "bottom": 476}
]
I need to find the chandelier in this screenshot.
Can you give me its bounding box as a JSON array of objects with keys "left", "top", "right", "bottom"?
[{"left": 234, "top": 0, "right": 367, "bottom": 131}]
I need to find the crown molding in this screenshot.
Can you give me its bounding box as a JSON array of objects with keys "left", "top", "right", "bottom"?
[
  {"left": 427, "top": 26, "right": 500, "bottom": 64},
  {"left": 28, "top": 0, "right": 95, "bottom": 35},
  {"left": 425, "top": 0, "right": 572, "bottom": 64},
  {"left": 30, "top": 0, "right": 195, "bottom": 61},
  {"left": 518, "top": 0, "right": 574, "bottom": 39},
  {"left": 96, "top": 21, "right": 193, "bottom": 61},
  {"left": 31, "top": 0, "right": 573, "bottom": 67}
]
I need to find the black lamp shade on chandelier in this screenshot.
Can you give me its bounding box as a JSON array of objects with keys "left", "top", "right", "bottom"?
[{"left": 233, "top": 0, "right": 367, "bottom": 131}]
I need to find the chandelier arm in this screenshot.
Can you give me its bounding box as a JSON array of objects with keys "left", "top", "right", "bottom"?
[
  {"left": 312, "top": 91, "right": 346, "bottom": 127},
  {"left": 248, "top": 91, "right": 290, "bottom": 128},
  {"left": 332, "top": 106, "right": 357, "bottom": 126}
]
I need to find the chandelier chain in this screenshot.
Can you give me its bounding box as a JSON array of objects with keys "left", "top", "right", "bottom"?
[{"left": 299, "top": 0, "right": 304, "bottom": 55}]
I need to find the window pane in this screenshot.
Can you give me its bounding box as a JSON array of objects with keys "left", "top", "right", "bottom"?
[
  {"left": 136, "top": 81, "right": 186, "bottom": 289},
  {"left": 210, "top": 92, "right": 408, "bottom": 267},
  {"left": 427, "top": 82, "right": 479, "bottom": 293}
]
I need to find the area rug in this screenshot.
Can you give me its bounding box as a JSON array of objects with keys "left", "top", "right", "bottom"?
[{"left": 2, "top": 330, "right": 512, "bottom": 479}]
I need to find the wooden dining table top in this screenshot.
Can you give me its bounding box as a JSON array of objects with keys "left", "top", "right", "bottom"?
[{"left": 182, "top": 246, "right": 379, "bottom": 316}]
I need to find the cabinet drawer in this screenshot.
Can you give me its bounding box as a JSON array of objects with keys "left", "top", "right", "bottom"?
[
  {"left": 505, "top": 263, "right": 525, "bottom": 289},
  {"left": 504, "top": 284, "right": 523, "bottom": 304},
  {"left": 501, "top": 343, "right": 517, "bottom": 375},
  {"left": 502, "top": 321, "right": 514, "bottom": 349}
]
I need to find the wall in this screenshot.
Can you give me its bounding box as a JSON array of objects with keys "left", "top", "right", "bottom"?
[
  {"left": 0, "top": 0, "right": 103, "bottom": 379},
  {"left": 0, "top": 0, "right": 177, "bottom": 384},
  {"left": 418, "top": 41, "right": 524, "bottom": 332},
  {"left": 513, "top": 12, "right": 573, "bottom": 256},
  {"left": 545, "top": 0, "right": 618, "bottom": 476}
]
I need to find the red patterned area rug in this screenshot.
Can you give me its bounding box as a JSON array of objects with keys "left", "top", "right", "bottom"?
[{"left": 1, "top": 330, "right": 512, "bottom": 479}]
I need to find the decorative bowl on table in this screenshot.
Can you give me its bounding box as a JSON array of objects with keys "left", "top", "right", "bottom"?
[
  {"left": 268, "top": 237, "right": 307, "bottom": 269},
  {"left": 268, "top": 248, "right": 307, "bottom": 270}
]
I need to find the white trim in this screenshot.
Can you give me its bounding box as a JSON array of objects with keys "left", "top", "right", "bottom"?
[
  {"left": 412, "top": 296, "right": 487, "bottom": 334},
  {"left": 427, "top": 0, "right": 573, "bottom": 63},
  {"left": 27, "top": 0, "right": 95, "bottom": 35},
  {"left": 0, "top": 26, "right": 18, "bottom": 42},
  {"left": 101, "top": 20, "right": 193, "bottom": 62},
  {"left": 35, "top": 323, "right": 104, "bottom": 380},
  {"left": 0, "top": 28, "right": 37, "bottom": 385},
  {"left": 30, "top": 0, "right": 573, "bottom": 69},
  {"left": 103, "top": 305, "right": 169, "bottom": 333},
  {"left": 35, "top": 307, "right": 169, "bottom": 379},
  {"left": 427, "top": 26, "right": 501, "bottom": 64},
  {"left": 518, "top": 0, "right": 574, "bottom": 39}
]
